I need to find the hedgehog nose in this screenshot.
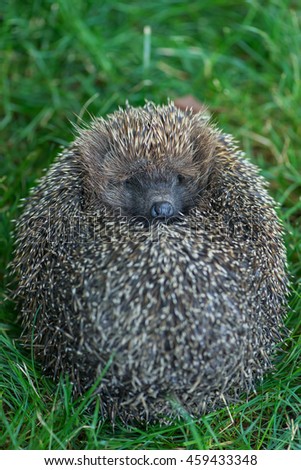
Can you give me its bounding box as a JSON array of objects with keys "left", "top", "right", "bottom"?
[{"left": 150, "top": 201, "right": 174, "bottom": 219}]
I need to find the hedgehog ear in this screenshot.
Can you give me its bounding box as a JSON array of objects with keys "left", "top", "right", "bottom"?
[
  {"left": 75, "top": 120, "right": 110, "bottom": 199},
  {"left": 191, "top": 120, "right": 218, "bottom": 186}
]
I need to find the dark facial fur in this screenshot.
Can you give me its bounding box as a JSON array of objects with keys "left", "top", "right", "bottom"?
[
  {"left": 103, "top": 168, "right": 201, "bottom": 223},
  {"left": 76, "top": 102, "right": 218, "bottom": 222}
]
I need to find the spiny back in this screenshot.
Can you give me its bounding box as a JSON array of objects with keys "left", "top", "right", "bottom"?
[{"left": 12, "top": 102, "right": 288, "bottom": 423}]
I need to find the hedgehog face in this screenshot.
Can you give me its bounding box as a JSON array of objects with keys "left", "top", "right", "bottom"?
[
  {"left": 103, "top": 166, "right": 200, "bottom": 222},
  {"left": 77, "top": 102, "right": 218, "bottom": 222}
]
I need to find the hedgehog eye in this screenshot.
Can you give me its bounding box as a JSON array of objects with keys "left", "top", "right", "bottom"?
[
  {"left": 124, "top": 179, "right": 132, "bottom": 187},
  {"left": 124, "top": 177, "right": 136, "bottom": 188},
  {"left": 177, "top": 174, "right": 186, "bottom": 184}
]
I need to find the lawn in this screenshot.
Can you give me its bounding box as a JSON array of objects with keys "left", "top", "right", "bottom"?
[{"left": 0, "top": 0, "right": 300, "bottom": 450}]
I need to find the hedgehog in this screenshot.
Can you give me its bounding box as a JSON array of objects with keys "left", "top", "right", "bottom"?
[{"left": 12, "top": 101, "right": 288, "bottom": 423}]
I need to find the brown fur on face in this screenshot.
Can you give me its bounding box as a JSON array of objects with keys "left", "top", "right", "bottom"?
[{"left": 75, "top": 102, "right": 218, "bottom": 220}]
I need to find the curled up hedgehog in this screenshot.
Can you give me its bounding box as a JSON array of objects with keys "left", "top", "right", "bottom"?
[{"left": 13, "top": 102, "right": 288, "bottom": 423}]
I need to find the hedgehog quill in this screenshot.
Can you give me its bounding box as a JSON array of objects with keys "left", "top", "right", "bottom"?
[{"left": 13, "top": 102, "right": 288, "bottom": 423}]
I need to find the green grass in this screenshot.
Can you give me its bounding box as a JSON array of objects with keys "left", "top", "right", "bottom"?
[{"left": 1, "top": 0, "right": 300, "bottom": 450}]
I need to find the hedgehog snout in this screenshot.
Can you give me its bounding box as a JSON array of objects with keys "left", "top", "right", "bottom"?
[
  {"left": 150, "top": 200, "right": 174, "bottom": 219},
  {"left": 122, "top": 172, "right": 187, "bottom": 221}
]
